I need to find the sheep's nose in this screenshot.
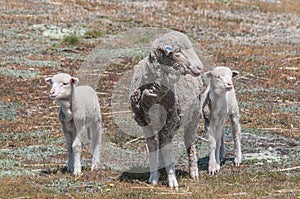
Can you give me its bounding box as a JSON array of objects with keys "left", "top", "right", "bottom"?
[{"left": 227, "top": 82, "right": 232, "bottom": 86}]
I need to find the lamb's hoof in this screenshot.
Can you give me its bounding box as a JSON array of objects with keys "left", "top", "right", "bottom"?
[
  {"left": 168, "top": 174, "right": 178, "bottom": 190},
  {"left": 234, "top": 162, "right": 241, "bottom": 167},
  {"left": 91, "top": 163, "right": 100, "bottom": 171},
  {"left": 234, "top": 157, "right": 242, "bottom": 167},
  {"left": 73, "top": 171, "right": 81, "bottom": 176},
  {"left": 67, "top": 166, "right": 74, "bottom": 173},
  {"left": 73, "top": 168, "right": 82, "bottom": 176},
  {"left": 208, "top": 164, "right": 220, "bottom": 175}
]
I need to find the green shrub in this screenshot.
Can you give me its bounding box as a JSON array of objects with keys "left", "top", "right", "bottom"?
[{"left": 62, "top": 34, "right": 80, "bottom": 45}]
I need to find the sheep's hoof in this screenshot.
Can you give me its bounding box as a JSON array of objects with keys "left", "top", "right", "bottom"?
[
  {"left": 190, "top": 167, "right": 199, "bottom": 180},
  {"left": 148, "top": 171, "right": 160, "bottom": 185}
]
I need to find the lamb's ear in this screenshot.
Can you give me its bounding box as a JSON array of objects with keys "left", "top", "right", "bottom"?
[
  {"left": 204, "top": 71, "right": 212, "bottom": 78},
  {"left": 232, "top": 70, "right": 239, "bottom": 78},
  {"left": 70, "top": 77, "right": 79, "bottom": 85},
  {"left": 45, "top": 77, "right": 52, "bottom": 85}
]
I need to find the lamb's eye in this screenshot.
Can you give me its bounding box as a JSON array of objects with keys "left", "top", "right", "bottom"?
[{"left": 62, "top": 82, "right": 68, "bottom": 86}]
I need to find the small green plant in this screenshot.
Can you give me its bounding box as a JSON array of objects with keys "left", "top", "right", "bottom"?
[
  {"left": 216, "top": 0, "right": 230, "bottom": 4},
  {"left": 62, "top": 34, "right": 80, "bottom": 45},
  {"left": 84, "top": 29, "right": 103, "bottom": 39}
]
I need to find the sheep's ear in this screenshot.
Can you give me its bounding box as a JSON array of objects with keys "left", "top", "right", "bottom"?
[
  {"left": 45, "top": 77, "right": 52, "bottom": 85},
  {"left": 204, "top": 71, "right": 212, "bottom": 78},
  {"left": 149, "top": 48, "right": 164, "bottom": 63},
  {"left": 165, "top": 45, "right": 174, "bottom": 56},
  {"left": 149, "top": 51, "right": 156, "bottom": 63},
  {"left": 70, "top": 77, "right": 79, "bottom": 85},
  {"left": 232, "top": 70, "right": 239, "bottom": 78}
]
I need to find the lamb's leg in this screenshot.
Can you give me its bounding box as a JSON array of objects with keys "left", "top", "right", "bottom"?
[
  {"left": 230, "top": 114, "right": 242, "bottom": 166},
  {"left": 73, "top": 120, "right": 85, "bottom": 176},
  {"left": 215, "top": 134, "right": 221, "bottom": 168},
  {"left": 91, "top": 120, "right": 101, "bottom": 170},
  {"left": 203, "top": 105, "right": 210, "bottom": 133},
  {"left": 219, "top": 128, "right": 226, "bottom": 164},
  {"left": 208, "top": 126, "right": 218, "bottom": 175},
  {"left": 62, "top": 123, "right": 74, "bottom": 173},
  {"left": 158, "top": 131, "right": 178, "bottom": 190},
  {"left": 184, "top": 123, "right": 199, "bottom": 180}
]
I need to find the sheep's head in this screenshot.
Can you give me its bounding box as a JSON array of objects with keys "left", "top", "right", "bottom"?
[
  {"left": 205, "top": 67, "right": 239, "bottom": 91},
  {"left": 45, "top": 73, "right": 79, "bottom": 100},
  {"left": 148, "top": 31, "right": 203, "bottom": 78}
]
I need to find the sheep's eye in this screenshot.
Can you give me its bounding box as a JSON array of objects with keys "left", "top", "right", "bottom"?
[{"left": 62, "top": 82, "right": 68, "bottom": 86}]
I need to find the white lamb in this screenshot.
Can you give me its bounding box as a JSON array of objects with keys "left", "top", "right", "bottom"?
[
  {"left": 201, "top": 66, "right": 242, "bottom": 175},
  {"left": 45, "top": 73, "right": 102, "bottom": 175}
]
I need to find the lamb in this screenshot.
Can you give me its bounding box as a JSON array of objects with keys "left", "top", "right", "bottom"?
[
  {"left": 129, "top": 31, "right": 204, "bottom": 189},
  {"left": 201, "top": 66, "right": 242, "bottom": 175},
  {"left": 45, "top": 73, "right": 102, "bottom": 176}
]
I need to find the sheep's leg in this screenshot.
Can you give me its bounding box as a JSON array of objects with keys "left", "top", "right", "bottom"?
[
  {"left": 158, "top": 131, "right": 178, "bottom": 190},
  {"left": 230, "top": 114, "right": 242, "bottom": 166},
  {"left": 146, "top": 134, "right": 159, "bottom": 185},
  {"left": 184, "top": 123, "right": 199, "bottom": 180},
  {"left": 91, "top": 120, "right": 101, "bottom": 170},
  {"left": 73, "top": 120, "right": 85, "bottom": 176}
]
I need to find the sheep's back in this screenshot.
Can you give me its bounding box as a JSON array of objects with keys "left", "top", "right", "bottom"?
[
  {"left": 130, "top": 58, "right": 148, "bottom": 95},
  {"left": 175, "top": 75, "right": 203, "bottom": 125}
]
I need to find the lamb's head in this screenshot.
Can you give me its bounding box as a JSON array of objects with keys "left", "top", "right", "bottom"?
[
  {"left": 45, "top": 73, "right": 79, "bottom": 100},
  {"left": 205, "top": 66, "right": 239, "bottom": 91},
  {"left": 148, "top": 31, "right": 203, "bottom": 78}
]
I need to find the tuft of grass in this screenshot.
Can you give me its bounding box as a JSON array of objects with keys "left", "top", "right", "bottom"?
[{"left": 62, "top": 34, "right": 80, "bottom": 46}]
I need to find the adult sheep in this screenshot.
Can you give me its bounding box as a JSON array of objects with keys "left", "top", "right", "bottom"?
[
  {"left": 129, "top": 31, "right": 204, "bottom": 189},
  {"left": 201, "top": 66, "right": 242, "bottom": 175},
  {"left": 45, "top": 73, "right": 102, "bottom": 176}
]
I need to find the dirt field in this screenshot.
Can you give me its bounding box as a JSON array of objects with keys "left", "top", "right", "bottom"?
[{"left": 0, "top": 0, "right": 299, "bottom": 198}]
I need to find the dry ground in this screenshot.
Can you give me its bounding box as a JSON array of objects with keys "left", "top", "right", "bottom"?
[{"left": 0, "top": 0, "right": 299, "bottom": 198}]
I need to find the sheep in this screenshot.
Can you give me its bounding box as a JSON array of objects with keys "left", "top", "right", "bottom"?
[
  {"left": 129, "top": 31, "right": 204, "bottom": 189},
  {"left": 45, "top": 73, "right": 102, "bottom": 176},
  {"left": 201, "top": 66, "right": 242, "bottom": 175}
]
